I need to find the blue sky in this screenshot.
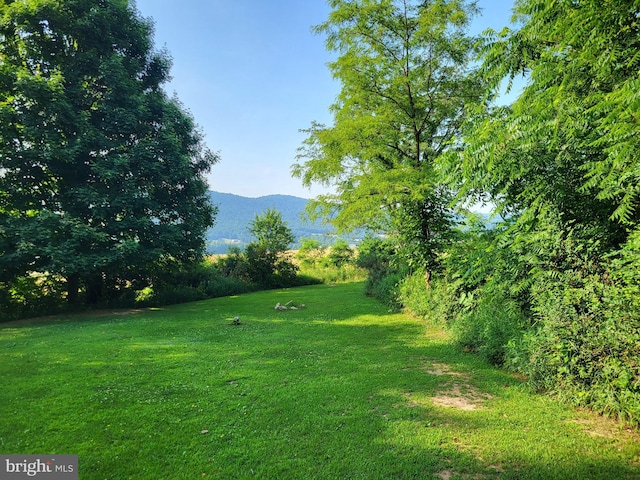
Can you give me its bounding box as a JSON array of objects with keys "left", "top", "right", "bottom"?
[{"left": 133, "top": 0, "right": 518, "bottom": 199}]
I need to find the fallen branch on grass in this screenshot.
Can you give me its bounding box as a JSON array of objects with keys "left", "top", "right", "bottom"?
[{"left": 274, "top": 302, "right": 306, "bottom": 311}]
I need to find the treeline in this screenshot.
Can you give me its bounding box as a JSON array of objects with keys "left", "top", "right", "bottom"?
[
  {"left": 0, "top": 205, "right": 363, "bottom": 319},
  {"left": 2, "top": 0, "right": 638, "bottom": 425},
  {"left": 0, "top": 1, "right": 216, "bottom": 315},
  {"left": 293, "top": 0, "right": 639, "bottom": 425},
  {"left": 93, "top": 209, "right": 367, "bottom": 307}
]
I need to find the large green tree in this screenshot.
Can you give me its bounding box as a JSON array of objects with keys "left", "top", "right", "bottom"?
[
  {"left": 245, "top": 208, "right": 296, "bottom": 287},
  {"left": 0, "top": 0, "right": 218, "bottom": 305},
  {"left": 293, "top": 0, "right": 482, "bottom": 272},
  {"left": 438, "top": 0, "right": 640, "bottom": 423},
  {"left": 450, "top": 0, "right": 639, "bottom": 240}
]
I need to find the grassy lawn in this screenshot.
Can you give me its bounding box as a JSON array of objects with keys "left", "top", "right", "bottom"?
[{"left": 1, "top": 282, "right": 639, "bottom": 479}]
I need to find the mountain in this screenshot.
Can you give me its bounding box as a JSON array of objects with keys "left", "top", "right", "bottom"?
[
  {"left": 205, "top": 191, "right": 335, "bottom": 254},
  {"left": 204, "top": 191, "right": 497, "bottom": 254}
]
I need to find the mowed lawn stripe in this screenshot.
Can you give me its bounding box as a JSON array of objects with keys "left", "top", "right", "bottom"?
[{"left": 1, "top": 282, "right": 638, "bottom": 479}]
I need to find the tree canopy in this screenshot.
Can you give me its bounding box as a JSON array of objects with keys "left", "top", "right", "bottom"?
[
  {"left": 293, "top": 0, "right": 482, "bottom": 270},
  {"left": 0, "top": 0, "right": 218, "bottom": 305},
  {"left": 440, "top": 0, "right": 640, "bottom": 423},
  {"left": 248, "top": 208, "right": 295, "bottom": 255},
  {"left": 244, "top": 208, "right": 296, "bottom": 287},
  {"left": 449, "top": 0, "right": 640, "bottom": 237}
]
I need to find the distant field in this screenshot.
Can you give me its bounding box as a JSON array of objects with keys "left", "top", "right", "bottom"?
[{"left": 1, "top": 283, "right": 638, "bottom": 479}]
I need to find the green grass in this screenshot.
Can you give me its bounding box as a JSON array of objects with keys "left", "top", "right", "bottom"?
[{"left": 1, "top": 282, "right": 639, "bottom": 479}]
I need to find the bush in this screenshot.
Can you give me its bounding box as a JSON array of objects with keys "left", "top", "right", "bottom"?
[
  {"left": 214, "top": 247, "right": 251, "bottom": 281},
  {"left": 364, "top": 271, "right": 402, "bottom": 310},
  {"left": 0, "top": 274, "right": 67, "bottom": 321},
  {"left": 393, "top": 211, "right": 639, "bottom": 425},
  {"left": 297, "top": 259, "right": 366, "bottom": 285},
  {"left": 297, "top": 263, "right": 349, "bottom": 284},
  {"left": 356, "top": 236, "right": 395, "bottom": 279},
  {"left": 327, "top": 239, "right": 354, "bottom": 267},
  {"left": 197, "top": 272, "right": 257, "bottom": 298},
  {"left": 452, "top": 286, "right": 526, "bottom": 366},
  {"left": 506, "top": 232, "right": 640, "bottom": 426},
  {"left": 295, "top": 238, "right": 326, "bottom": 268},
  {"left": 295, "top": 238, "right": 366, "bottom": 284},
  {"left": 149, "top": 284, "right": 206, "bottom": 306},
  {"left": 398, "top": 271, "right": 457, "bottom": 324},
  {"left": 147, "top": 261, "right": 258, "bottom": 306},
  {"left": 356, "top": 236, "right": 403, "bottom": 307}
]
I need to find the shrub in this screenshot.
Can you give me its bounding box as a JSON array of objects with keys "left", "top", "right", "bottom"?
[
  {"left": 214, "top": 247, "right": 251, "bottom": 281},
  {"left": 0, "top": 274, "right": 67, "bottom": 321},
  {"left": 394, "top": 211, "right": 640, "bottom": 425},
  {"left": 398, "top": 271, "right": 457, "bottom": 324},
  {"left": 327, "top": 239, "right": 354, "bottom": 267},
  {"left": 356, "top": 236, "right": 403, "bottom": 306},
  {"left": 295, "top": 238, "right": 326, "bottom": 268},
  {"left": 452, "top": 286, "right": 526, "bottom": 366},
  {"left": 356, "top": 236, "right": 395, "bottom": 280},
  {"left": 149, "top": 284, "right": 206, "bottom": 306},
  {"left": 147, "top": 260, "right": 258, "bottom": 306},
  {"left": 504, "top": 232, "right": 640, "bottom": 426},
  {"left": 365, "top": 271, "right": 402, "bottom": 310},
  {"left": 295, "top": 238, "right": 365, "bottom": 284}
]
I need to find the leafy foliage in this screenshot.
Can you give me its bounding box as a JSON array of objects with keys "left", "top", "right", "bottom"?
[
  {"left": 303, "top": 0, "right": 640, "bottom": 424},
  {"left": 146, "top": 260, "right": 257, "bottom": 307},
  {"left": 326, "top": 238, "right": 354, "bottom": 267},
  {"left": 0, "top": 0, "right": 217, "bottom": 306},
  {"left": 244, "top": 208, "right": 297, "bottom": 287},
  {"left": 295, "top": 238, "right": 364, "bottom": 284},
  {"left": 354, "top": 235, "right": 402, "bottom": 308},
  {"left": 296, "top": 238, "right": 326, "bottom": 268},
  {"left": 293, "top": 0, "right": 482, "bottom": 271},
  {"left": 212, "top": 209, "right": 300, "bottom": 289},
  {"left": 420, "top": 0, "right": 640, "bottom": 424},
  {"left": 247, "top": 208, "right": 296, "bottom": 254}
]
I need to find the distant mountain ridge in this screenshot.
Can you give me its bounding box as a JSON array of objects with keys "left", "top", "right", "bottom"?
[
  {"left": 204, "top": 191, "right": 495, "bottom": 254},
  {"left": 205, "top": 191, "right": 333, "bottom": 253}
]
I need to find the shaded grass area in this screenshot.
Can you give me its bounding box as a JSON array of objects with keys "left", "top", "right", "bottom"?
[{"left": 1, "top": 282, "right": 639, "bottom": 479}]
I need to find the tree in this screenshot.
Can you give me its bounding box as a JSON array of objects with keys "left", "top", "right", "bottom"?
[
  {"left": 439, "top": 0, "right": 640, "bottom": 423},
  {"left": 327, "top": 238, "right": 353, "bottom": 267},
  {"left": 0, "top": 0, "right": 218, "bottom": 305},
  {"left": 245, "top": 209, "right": 296, "bottom": 287},
  {"left": 440, "top": 0, "right": 638, "bottom": 327},
  {"left": 295, "top": 238, "right": 326, "bottom": 268},
  {"left": 450, "top": 0, "right": 639, "bottom": 241},
  {"left": 248, "top": 208, "right": 295, "bottom": 254},
  {"left": 292, "top": 0, "right": 482, "bottom": 272}
]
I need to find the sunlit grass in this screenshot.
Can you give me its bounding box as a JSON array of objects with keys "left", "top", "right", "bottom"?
[{"left": 1, "top": 283, "right": 638, "bottom": 479}]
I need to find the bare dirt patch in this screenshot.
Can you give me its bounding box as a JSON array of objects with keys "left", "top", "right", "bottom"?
[
  {"left": 431, "top": 384, "right": 494, "bottom": 411},
  {"left": 418, "top": 361, "right": 494, "bottom": 411},
  {"left": 424, "top": 362, "right": 470, "bottom": 379},
  {"left": 568, "top": 410, "right": 640, "bottom": 442},
  {"left": 435, "top": 469, "right": 489, "bottom": 480}
]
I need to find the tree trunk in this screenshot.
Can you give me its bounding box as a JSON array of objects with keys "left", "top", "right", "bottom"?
[
  {"left": 85, "top": 274, "right": 104, "bottom": 305},
  {"left": 67, "top": 273, "right": 80, "bottom": 305}
]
